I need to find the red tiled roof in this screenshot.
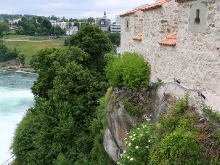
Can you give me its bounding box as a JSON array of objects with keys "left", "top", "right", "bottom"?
[
  {"left": 120, "top": 4, "right": 149, "bottom": 17},
  {"left": 175, "top": 0, "right": 194, "bottom": 2},
  {"left": 133, "top": 33, "right": 142, "bottom": 41},
  {"left": 217, "top": 46, "right": 220, "bottom": 50},
  {"left": 141, "top": 0, "right": 170, "bottom": 11},
  {"left": 158, "top": 31, "right": 177, "bottom": 46}
]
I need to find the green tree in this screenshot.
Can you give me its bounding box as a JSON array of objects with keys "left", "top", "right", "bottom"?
[
  {"left": 0, "top": 42, "right": 18, "bottom": 62},
  {"left": 17, "top": 53, "right": 25, "bottom": 66},
  {"left": 106, "top": 32, "right": 121, "bottom": 46},
  {"left": 11, "top": 45, "right": 111, "bottom": 164},
  {"left": 0, "top": 21, "right": 9, "bottom": 36},
  {"left": 16, "top": 26, "right": 24, "bottom": 34},
  {"left": 70, "top": 24, "right": 112, "bottom": 72}
]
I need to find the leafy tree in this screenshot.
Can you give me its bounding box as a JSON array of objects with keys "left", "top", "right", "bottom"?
[
  {"left": 31, "top": 46, "right": 89, "bottom": 99},
  {"left": 0, "top": 21, "right": 9, "bottom": 36},
  {"left": 0, "top": 42, "right": 18, "bottom": 62},
  {"left": 16, "top": 26, "right": 25, "bottom": 34},
  {"left": 106, "top": 32, "right": 121, "bottom": 46},
  {"left": 17, "top": 53, "right": 25, "bottom": 66},
  {"left": 70, "top": 24, "right": 112, "bottom": 72},
  {"left": 12, "top": 45, "right": 112, "bottom": 164}
]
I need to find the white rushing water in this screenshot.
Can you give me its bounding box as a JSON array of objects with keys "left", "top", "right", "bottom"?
[{"left": 0, "top": 71, "right": 37, "bottom": 164}]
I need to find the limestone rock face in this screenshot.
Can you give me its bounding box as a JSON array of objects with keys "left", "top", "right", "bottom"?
[
  {"left": 103, "top": 83, "right": 206, "bottom": 162},
  {"left": 103, "top": 88, "right": 135, "bottom": 162}
]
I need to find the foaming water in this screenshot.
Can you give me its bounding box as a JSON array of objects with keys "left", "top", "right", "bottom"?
[{"left": 0, "top": 71, "right": 37, "bottom": 164}]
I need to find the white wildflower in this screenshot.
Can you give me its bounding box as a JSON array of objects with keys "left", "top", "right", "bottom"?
[
  {"left": 132, "top": 138, "right": 135, "bottom": 141},
  {"left": 130, "top": 158, "right": 134, "bottom": 161},
  {"left": 135, "top": 146, "right": 139, "bottom": 149},
  {"left": 129, "top": 136, "right": 132, "bottom": 138},
  {"left": 128, "top": 143, "right": 131, "bottom": 146},
  {"left": 133, "top": 134, "right": 136, "bottom": 136},
  {"left": 146, "top": 145, "right": 149, "bottom": 148},
  {"left": 148, "top": 140, "right": 151, "bottom": 143}
]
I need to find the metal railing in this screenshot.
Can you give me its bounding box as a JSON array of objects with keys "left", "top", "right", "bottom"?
[{"left": 1, "top": 156, "right": 15, "bottom": 165}]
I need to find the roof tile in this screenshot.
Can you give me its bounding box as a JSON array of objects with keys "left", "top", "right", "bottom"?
[
  {"left": 133, "top": 33, "right": 143, "bottom": 41},
  {"left": 120, "top": 4, "right": 149, "bottom": 17},
  {"left": 175, "top": 0, "right": 194, "bottom": 3},
  {"left": 141, "top": 0, "right": 170, "bottom": 11},
  {"left": 158, "top": 31, "right": 177, "bottom": 46}
]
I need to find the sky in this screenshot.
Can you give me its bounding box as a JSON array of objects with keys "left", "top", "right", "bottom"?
[{"left": 1, "top": 0, "right": 156, "bottom": 21}]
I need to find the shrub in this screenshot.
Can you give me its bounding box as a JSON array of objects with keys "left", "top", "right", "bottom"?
[
  {"left": 118, "top": 120, "right": 157, "bottom": 165},
  {"left": 106, "top": 52, "right": 150, "bottom": 90}
]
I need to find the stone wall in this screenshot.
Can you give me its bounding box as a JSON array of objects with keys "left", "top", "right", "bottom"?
[{"left": 120, "top": 0, "right": 220, "bottom": 111}]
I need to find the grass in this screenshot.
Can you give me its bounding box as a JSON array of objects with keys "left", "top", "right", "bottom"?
[{"left": 3, "top": 35, "right": 65, "bottom": 63}]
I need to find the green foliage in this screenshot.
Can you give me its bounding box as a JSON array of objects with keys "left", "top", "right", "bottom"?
[
  {"left": 31, "top": 46, "right": 89, "bottom": 98},
  {"left": 16, "top": 16, "right": 65, "bottom": 36},
  {"left": 17, "top": 53, "right": 25, "bottom": 66},
  {"left": 123, "top": 99, "right": 143, "bottom": 118},
  {"left": 105, "top": 87, "right": 113, "bottom": 106},
  {"left": 106, "top": 52, "right": 151, "bottom": 89},
  {"left": 70, "top": 24, "right": 112, "bottom": 72},
  {"left": 202, "top": 107, "right": 220, "bottom": 122},
  {"left": 12, "top": 44, "right": 113, "bottom": 164},
  {"left": 118, "top": 121, "right": 157, "bottom": 165},
  {"left": 119, "top": 97, "right": 208, "bottom": 165},
  {"left": 211, "top": 129, "right": 220, "bottom": 148},
  {"left": 156, "top": 128, "right": 203, "bottom": 165},
  {"left": 1, "top": 62, "right": 6, "bottom": 67},
  {"left": 0, "top": 42, "right": 18, "bottom": 62},
  {"left": 106, "top": 32, "right": 120, "bottom": 46},
  {"left": 0, "top": 21, "right": 9, "bottom": 36},
  {"left": 89, "top": 97, "right": 116, "bottom": 165}
]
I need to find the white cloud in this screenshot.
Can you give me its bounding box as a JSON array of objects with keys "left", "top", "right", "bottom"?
[{"left": 0, "top": 0, "right": 157, "bottom": 21}]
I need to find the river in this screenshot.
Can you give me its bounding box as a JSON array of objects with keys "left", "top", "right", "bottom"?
[{"left": 0, "top": 71, "right": 37, "bottom": 164}]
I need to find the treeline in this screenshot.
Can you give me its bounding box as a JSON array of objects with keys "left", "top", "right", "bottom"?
[
  {"left": 0, "top": 42, "right": 18, "bottom": 62},
  {"left": 16, "top": 16, "right": 65, "bottom": 36},
  {"left": 0, "top": 14, "right": 34, "bottom": 20}
]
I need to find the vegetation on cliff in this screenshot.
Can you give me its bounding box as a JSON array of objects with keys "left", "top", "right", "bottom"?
[{"left": 117, "top": 95, "right": 220, "bottom": 165}]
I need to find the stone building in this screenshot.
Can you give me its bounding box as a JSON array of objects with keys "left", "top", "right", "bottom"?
[
  {"left": 120, "top": 0, "right": 220, "bottom": 111},
  {"left": 95, "top": 11, "right": 111, "bottom": 31}
]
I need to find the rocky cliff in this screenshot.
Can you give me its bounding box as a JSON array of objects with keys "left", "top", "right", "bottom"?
[{"left": 103, "top": 82, "right": 208, "bottom": 162}]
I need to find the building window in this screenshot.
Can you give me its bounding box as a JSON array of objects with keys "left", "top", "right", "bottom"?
[
  {"left": 188, "top": 1, "right": 207, "bottom": 33},
  {"left": 125, "top": 18, "right": 130, "bottom": 32},
  {"left": 194, "top": 9, "right": 200, "bottom": 25}
]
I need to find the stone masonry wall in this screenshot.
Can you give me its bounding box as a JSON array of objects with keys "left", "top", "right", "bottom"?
[{"left": 120, "top": 0, "right": 220, "bottom": 111}]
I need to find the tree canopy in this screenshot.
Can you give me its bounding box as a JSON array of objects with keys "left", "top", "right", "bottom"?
[
  {"left": 12, "top": 45, "right": 112, "bottom": 164},
  {"left": 0, "top": 21, "right": 9, "bottom": 36},
  {"left": 70, "top": 24, "right": 112, "bottom": 72}
]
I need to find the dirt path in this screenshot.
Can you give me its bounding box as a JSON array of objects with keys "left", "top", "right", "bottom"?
[{"left": 4, "top": 39, "right": 51, "bottom": 42}]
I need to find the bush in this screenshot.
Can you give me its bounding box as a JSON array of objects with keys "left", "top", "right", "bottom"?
[
  {"left": 118, "top": 120, "right": 157, "bottom": 165},
  {"left": 106, "top": 52, "right": 151, "bottom": 89}
]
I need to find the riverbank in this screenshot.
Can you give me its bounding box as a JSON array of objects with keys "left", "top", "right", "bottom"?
[{"left": 0, "top": 60, "right": 35, "bottom": 73}]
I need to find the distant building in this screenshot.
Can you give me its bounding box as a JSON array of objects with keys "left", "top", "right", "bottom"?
[
  {"left": 95, "top": 11, "right": 111, "bottom": 32},
  {"left": 66, "top": 26, "right": 78, "bottom": 35},
  {"left": 49, "top": 20, "right": 78, "bottom": 35},
  {"left": 110, "top": 15, "right": 121, "bottom": 32},
  {"left": 7, "top": 19, "right": 21, "bottom": 25}
]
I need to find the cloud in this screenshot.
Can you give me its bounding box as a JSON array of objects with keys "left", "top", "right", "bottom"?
[{"left": 0, "top": 0, "right": 156, "bottom": 21}]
